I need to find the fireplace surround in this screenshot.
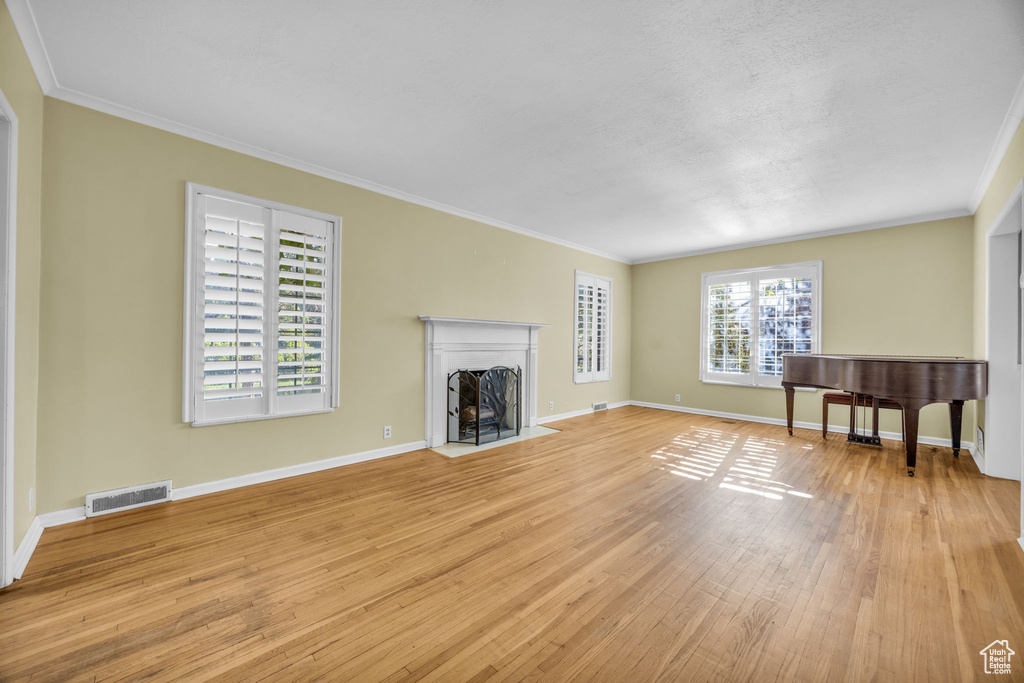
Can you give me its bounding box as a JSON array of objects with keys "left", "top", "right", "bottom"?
[{"left": 420, "top": 317, "right": 549, "bottom": 449}]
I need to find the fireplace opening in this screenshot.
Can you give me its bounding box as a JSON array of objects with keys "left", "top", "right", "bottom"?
[{"left": 447, "top": 366, "right": 521, "bottom": 445}]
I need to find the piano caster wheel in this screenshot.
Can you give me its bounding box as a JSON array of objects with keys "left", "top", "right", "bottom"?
[
  {"left": 953, "top": 449, "right": 960, "bottom": 458},
  {"left": 907, "top": 469, "right": 915, "bottom": 477},
  {"left": 787, "top": 429, "right": 793, "bottom": 436}
]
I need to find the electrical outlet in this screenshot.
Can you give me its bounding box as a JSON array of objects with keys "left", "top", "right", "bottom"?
[
  {"left": 675, "top": 394, "right": 681, "bottom": 403},
  {"left": 28, "top": 487, "right": 34, "bottom": 512},
  {"left": 549, "top": 401, "right": 554, "bottom": 411},
  {"left": 383, "top": 425, "right": 392, "bottom": 439}
]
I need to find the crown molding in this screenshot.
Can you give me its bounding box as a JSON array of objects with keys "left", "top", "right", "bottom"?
[
  {"left": 9, "top": 0, "right": 1020, "bottom": 267},
  {"left": 630, "top": 208, "right": 973, "bottom": 265},
  {"left": 969, "top": 72, "right": 1024, "bottom": 213},
  {"left": 5, "top": 0, "right": 631, "bottom": 265},
  {"left": 4, "top": 0, "right": 57, "bottom": 92},
  {"left": 47, "top": 86, "right": 633, "bottom": 264}
]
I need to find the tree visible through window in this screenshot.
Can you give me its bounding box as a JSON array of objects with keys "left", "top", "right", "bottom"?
[{"left": 701, "top": 262, "right": 821, "bottom": 387}]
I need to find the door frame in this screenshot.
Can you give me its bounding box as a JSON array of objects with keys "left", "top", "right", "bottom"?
[
  {"left": 984, "top": 181, "right": 1024, "bottom": 481},
  {"left": 0, "top": 87, "right": 17, "bottom": 588},
  {"left": 983, "top": 179, "right": 1024, "bottom": 554}
]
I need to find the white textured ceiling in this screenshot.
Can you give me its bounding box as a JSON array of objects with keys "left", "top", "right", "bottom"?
[{"left": 20, "top": 0, "right": 1024, "bottom": 262}]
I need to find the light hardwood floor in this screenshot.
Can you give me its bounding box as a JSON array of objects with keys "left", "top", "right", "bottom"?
[{"left": 1, "top": 406, "right": 1022, "bottom": 681}]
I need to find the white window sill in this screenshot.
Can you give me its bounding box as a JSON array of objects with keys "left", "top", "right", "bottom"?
[
  {"left": 574, "top": 377, "right": 612, "bottom": 384},
  {"left": 190, "top": 407, "right": 335, "bottom": 428}
]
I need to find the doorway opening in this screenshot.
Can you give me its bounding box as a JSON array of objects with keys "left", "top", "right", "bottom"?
[{"left": 984, "top": 181, "right": 1024, "bottom": 483}]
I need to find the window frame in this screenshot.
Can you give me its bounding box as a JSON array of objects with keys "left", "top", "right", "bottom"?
[
  {"left": 699, "top": 260, "right": 822, "bottom": 389},
  {"left": 573, "top": 269, "right": 613, "bottom": 384},
  {"left": 182, "top": 183, "right": 342, "bottom": 427}
]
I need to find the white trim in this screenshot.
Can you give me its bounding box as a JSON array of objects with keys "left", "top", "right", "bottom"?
[
  {"left": 190, "top": 408, "right": 335, "bottom": 429},
  {"left": 632, "top": 209, "right": 972, "bottom": 264},
  {"left": 6, "top": 0, "right": 1005, "bottom": 268},
  {"left": 3, "top": 5, "right": 628, "bottom": 265},
  {"left": 38, "top": 507, "right": 86, "bottom": 528},
  {"left": 55, "top": 85, "right": 635, "bottom": 265},
  {"left": 418, "top": 316, "right": 550, "bottom": 328},
  {"left": 981, "top": 183, "right": 1024, "bottom": 481},
  {"left": 984, "top": 180, "right": 1024, "bottom": 237},
  {"left": 11, "top": 516, "right": 41, "bottom": 580},
  {"left": 0, "top": 87, "right": 17, "bottom": 589},
  {"left": 971, "top": 445, "right": 986, "bottom": 476},
  {"left": 1018, "top": 537, "right": 1024, "bottom": 555},
  {"left": 538, "top": 400, "right": 630, "bottom": 424},
  {"left": 31, "top": 439, "right": 427, "bottom": 533},
  {"left": 5, "top": 0, "right": 988, "bottom": 267},
  {"left": 172, "top": 439, "right": 425, "bottom": 501},
  {"left": 630, "top": 400, "right": 976, "bottom": 452},
  {"left": 3, "top": 0, "right": 57, "bottom": 92},
  {"left": 970, "top": 73, "right": 1024, "bottom": 213}
]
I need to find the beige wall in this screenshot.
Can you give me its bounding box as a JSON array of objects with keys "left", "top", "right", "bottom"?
[
  {"left": 0, "top": 2, "right": 42, "bottom": 550},
  {"left": 35, "top": 99, "right": 631, "bottom": 513},
  {"left": 10, "top": 8, "right": 1020, "bottom": 518},
  {"left": 972, "top": 118, "right": 1024, "bottom": 437},
  {"left": 632, "top": 217, "right": 976, "bottom": 441}
]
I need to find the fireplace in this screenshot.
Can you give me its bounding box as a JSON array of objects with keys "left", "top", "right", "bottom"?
[
  {"left": 448, "top": 366, "right": 521, "bottom": 445},
  {"left": 420, "top": 317, "right": 549, "bottom": 448}
]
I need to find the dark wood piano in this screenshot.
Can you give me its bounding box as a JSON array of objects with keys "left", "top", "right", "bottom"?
[{"left": 781, "top": 354, "right": 988, "bottom": 476}]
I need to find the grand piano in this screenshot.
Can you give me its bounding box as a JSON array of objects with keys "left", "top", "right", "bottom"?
[{"left": 781, "top": 355, "right": 988, "bottom": 476}]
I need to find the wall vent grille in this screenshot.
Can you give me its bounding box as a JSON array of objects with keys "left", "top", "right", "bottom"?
[
  {"left": 85, "top": 481, "right": 173, "bottom": 517},
  {"left": 593, "top": 402, "right": 609, "bottom": 411}
]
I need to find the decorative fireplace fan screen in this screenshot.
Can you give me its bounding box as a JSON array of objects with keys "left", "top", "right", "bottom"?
[{"left": 448, "top": 366, "right": 521, "bottom": 445}]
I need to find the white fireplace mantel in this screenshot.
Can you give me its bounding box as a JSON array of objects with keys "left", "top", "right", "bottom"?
[{"left": 420, "top": 316, "right": 549, "bottom": 448}]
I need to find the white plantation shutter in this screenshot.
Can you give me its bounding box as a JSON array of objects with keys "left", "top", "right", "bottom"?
[
  {"left": 700, "top": 261, "right": 821, "bottom": 388},
  {"left": 705, "top": 280, "right": 751, "bottom": 376},
  {"left": 185, "top": 185, "right": 340, "bottom": 426},
  {"left": 275, "top": 211, "right": 332, "bottom": 415},
  {"left": 197, "top": 196, "right": 269, "bottom": 422},
  {"left": 756, "top": 273, "right": 815, "bottom": 377},
  {"left": 575, "top": 271, "right": 612, "bottom": 383}
]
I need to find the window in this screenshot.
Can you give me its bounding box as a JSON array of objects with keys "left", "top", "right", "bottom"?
[
  {"left": 700, "top": 261, "right": 821, "bottom": 388},
  {"left": 183, "top": 184, "right": 341, "bottom": 426},
  {"left": 575, "top": 270, "right": 612, "bottom": 383}
]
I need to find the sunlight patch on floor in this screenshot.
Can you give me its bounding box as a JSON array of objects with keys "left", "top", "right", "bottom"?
[{"left": 651, "top": 427, "right": 814, "bottom": 501}]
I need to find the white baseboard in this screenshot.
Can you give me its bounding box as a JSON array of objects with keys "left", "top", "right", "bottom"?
[
  {"left": 1018, "top": 537, "right": 1024, "bottom": 555},
  {"left": 971, "top": 446, "right": 986, "bottom": 475},
  {"left": 173, "top": 439, "right": 426, "bottom": 501},
  {"left": 38, "top": 507, "right": 86, "bottom": 527},
  {"left": 15, "top": 440, "right": 427, "bottom": 577},
  {"left": 12, "top": 516, "right": 42, "bottom": 579},
  {"left": 34, "top": 440, "right": 427, "bottom": 528},
  {"left": 538, "top": 400, "right": 630, "bottom": 425},
  {"left": 630, "top": 400, "right": 975, "bottom": 452}
]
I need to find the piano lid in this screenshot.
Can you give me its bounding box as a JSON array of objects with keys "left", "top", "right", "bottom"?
[{"left": 782, "top": 354, "right": 985, "bottom": 364}]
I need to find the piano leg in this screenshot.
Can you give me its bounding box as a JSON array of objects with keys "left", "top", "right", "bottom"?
[
  {"left": 871, "top": 396, "right": 880, "bottom": 441},
  {"left": 949, "top": 400, "right": 964, "bottom": 458},
  {"left": 901, "top": 400, "right": 929, "bottom": 477},
  {"left": 849, "top": 393, "right": 857, "bottom": 442},
  {"left": 784, "top": 385, "right": 795, "bottom": 435}
]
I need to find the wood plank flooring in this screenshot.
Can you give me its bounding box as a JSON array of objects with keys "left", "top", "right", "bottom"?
[{"left": 1, "top": 405, "right": 1022, "bottom": 681}]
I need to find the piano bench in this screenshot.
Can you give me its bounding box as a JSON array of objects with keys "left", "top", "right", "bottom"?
[{"left": 822, "top": 392, "right": 904, "bottom": 441}]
